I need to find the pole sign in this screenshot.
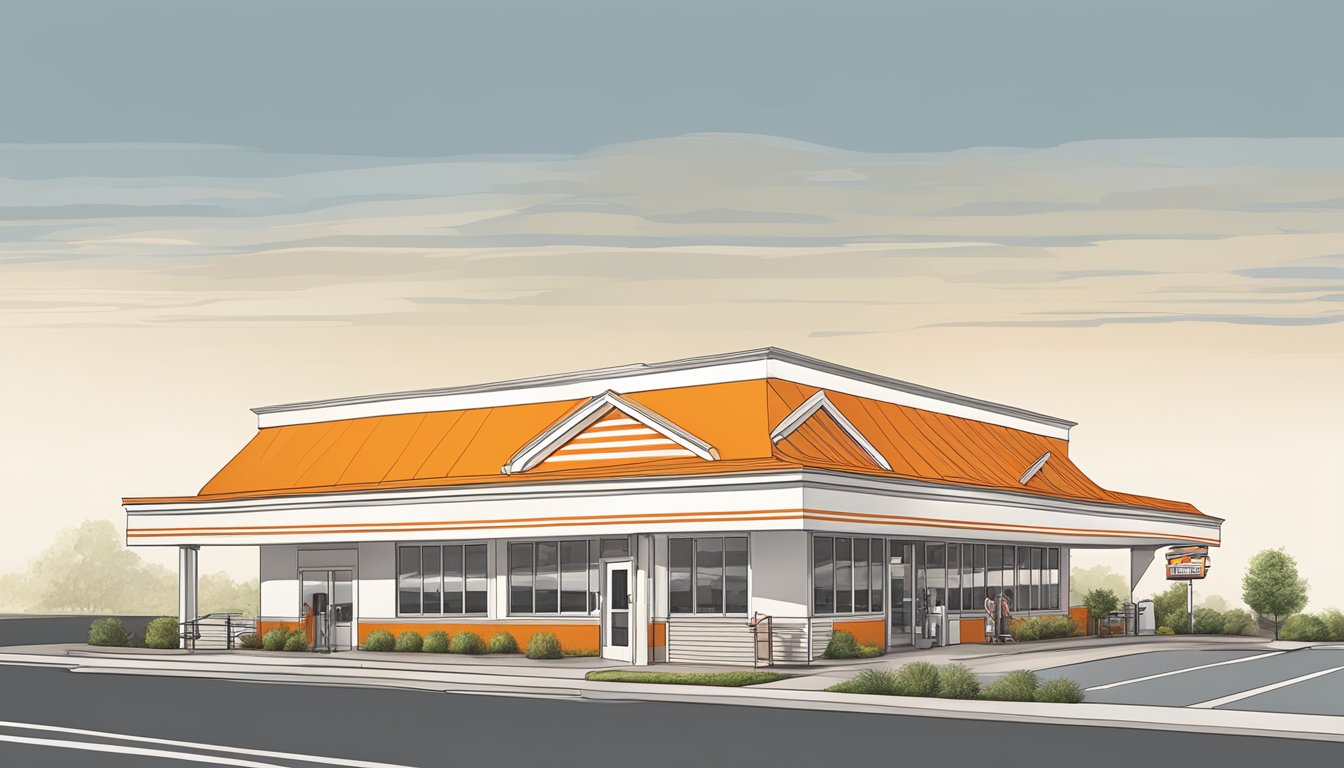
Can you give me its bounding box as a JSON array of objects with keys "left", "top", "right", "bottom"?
[{"left": 1165, "top": 546, "right": 1210, "bottom": 580}]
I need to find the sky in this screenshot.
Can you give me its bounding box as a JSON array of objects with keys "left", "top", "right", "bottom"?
[{"left": 1, "top": 2, "right": 1341, "bottom": 610}]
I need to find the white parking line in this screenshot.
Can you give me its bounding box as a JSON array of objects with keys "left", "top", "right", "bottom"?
[
  {"left": 0, "top": 732, "right": 288, "bottom": 767},
  {"left": 0, "top": 720, "right": 418, "bottom": 768},
  {"left": 1084, "top": 651, "right": 1283, "bottom": 692},
  {"left": 1189, "top": 665, "right": 1344, "bottom": 709}
]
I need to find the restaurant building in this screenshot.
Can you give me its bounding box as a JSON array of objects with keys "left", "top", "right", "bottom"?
[{"left": 123, "top": 349, "right": 1220, "bottom": 664}]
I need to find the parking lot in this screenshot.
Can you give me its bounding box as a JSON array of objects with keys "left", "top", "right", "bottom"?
[{"left": 1035, "top": 646, "right": 1344, "bottom": 716}]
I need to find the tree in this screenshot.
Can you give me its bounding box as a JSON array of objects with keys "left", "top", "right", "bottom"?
[
  {"left": 1152, "top": 583, "right": 1189, "bottom": 633},
  {"left": 1069, "top": 565, "right": 1128, "bottom": 605},
  {"left": 1083, "top": 588, "right": 1120, "bottom": 636},
  {"left": 1242, "top": 548, "right": 1308, "bottom": 640}
]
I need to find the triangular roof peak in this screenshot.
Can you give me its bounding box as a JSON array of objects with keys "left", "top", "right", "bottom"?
[
  {"left": 502, "top": 390, "right": 719, "bottom": 474},
  {"left": 770, "top": 391, "right": 892, "bottom": 471}
]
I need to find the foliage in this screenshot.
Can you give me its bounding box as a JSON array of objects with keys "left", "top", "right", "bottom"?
[
  {"left": 1156, "top": 626, "right": 1176, "bottom": 635},
  {"left": 394, "top": 631, "right": 423, "bottom": 653},
  {"left": 88, "top": 617, "right": 130, "bottom": 647},
  {"left": 1198, "top": 594, "right": 1229, "bottom": 613},
  {"left": 561, "top": 648, "right": 599, "bottom": 657},
  {"left": 1035, "top": 678, "right": 1084, "bottom": 703},
  {"left": 586, "top": 670, "right": 785, "bottom": 686},
  {"left": 1152, "top": 583, "right": 1189, "bottom": 634},
  {"left": 856, "top": 643, "right": 884, "bottom": 658},
  {"left": 1083, "top": 588, "right": 1120, "bottom": 635},
  {"left": 237, "top": 632, "right": 263, "bottom": 650},
  {"left": 449, "top": 631, "right": 484, "bottom": 654},
  {"left": 0, "top": 520, "right": 258, "bottom": 616},
  {"left": 892, "top": 661, "right": 941, "bottom": 697},
  {"left": 823, "top": 630, "right": 860, "bottom": 659},
  {"left": 1220, "top": 609, "right": 1258, "bottom": 636},
  {"left": 1010, "top": 616, "right": 1080, "bottom": 642},
  {"left": 487, "top": 631, "right": 519, "bottom": 654},
  {"left": 1242, "top": 548, "right": 1308, "bottom": 640},
  {"left": 1069, "top": 565, "right": 1128, "bottom": 606},
  {"left": 1281, "top": 613, "right": 1338, "bottom": 643},
  {"left": 936, "top": 663, "right": 980, "bottom": 699},
  {"left": 283, "top": 631, "right": 310, "bottom": 652},
  {"left": 982, "top": 670, "right": 1038, "bottom": 702},
  {"left": 422, "top": 630, "right": 450, "bottom": 653},
  {"left": 1324, "top": 608, "right": 1344, "bottom": 641},
  {"left": 144, "top": 616, "right": 180, "bottom": 649},
  {"left": 525, "top": 632, "right": 563, "bottom": 659},
  {"left": 1192, "top": 607, "right": 1226, "bottom": 635},
  {"left": 262, "top": 626, "right": 293, "bottom": 651},
  {"left": 363, "top": 630, "right": 395, "bottom": 652},
  {"left": 826, "top": 668, "right": 903, "bottom": 695}
]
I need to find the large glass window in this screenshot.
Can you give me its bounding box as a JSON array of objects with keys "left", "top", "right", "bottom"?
[
  {"left": 508, "top": 539, "right": 612, "bottom": 616},
  {"left": 670, "top": 536, "right": 749, "bottom": 615},
  {"left": 1047, "top": 548, "right": 1061, "bottom": 610},
  {"left": 509, "top": 543, "right": 533, "bottom": 613},
  {"left": 397, "top": 543, "right": 487, "bottom": 615},
  {"left": 946, "top": 543, "right": 961, "bottom": 611},
  {"left": 813, "top": 535, "right": 882, "bottom": 614}
]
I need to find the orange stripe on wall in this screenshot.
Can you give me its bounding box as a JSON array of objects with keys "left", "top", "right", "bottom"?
[
  {"left": 833, "top": 619, "right": 885, "bottom": 647},
  {"left": 649, "top": 621, "right": 666, "bottom": 648},
  {"left": 959, "top": 618, "right": 987, "bottom": 644},
  {"left": 1069, "top": 605, "right": 1090, "bottom": 634},
  {"left": 357, "top": 621, "right": 599, "bottom": 652}
]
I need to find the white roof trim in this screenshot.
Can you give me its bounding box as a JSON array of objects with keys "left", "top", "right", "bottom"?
[
  {"left": 1019, "top": 452, "right": 1051, "bottom": 485},
  {"left": 770, "top": 391, "right": 892, "bottom": 471},
  {"left": 502, "top": 390, "right": 718, "bottom": 474}
]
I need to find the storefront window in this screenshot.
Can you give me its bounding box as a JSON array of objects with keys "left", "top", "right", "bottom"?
[
  {"left": 397, "top": 543, "right": 487, "bottom": 616},
  {"left": 813, "top": 535, "right": 883, "bottom": 614},
  {"left": 670, "top": 536, "right": 749, "bottom": 615},
  {"left": 508, "top": 538, "right": 623, "bottom": 616}
]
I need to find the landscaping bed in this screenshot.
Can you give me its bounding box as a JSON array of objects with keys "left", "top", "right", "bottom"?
[{"left": 585, "top": 670, "right": 787, "bottom": 687}]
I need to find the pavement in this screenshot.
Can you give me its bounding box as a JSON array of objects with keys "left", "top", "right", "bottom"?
[
  {"left": 1, "top": 663, "right": 1341, "bottom": 768},
  {"left": 0, "top": 634, "right": 1341, "bottom": 747}
]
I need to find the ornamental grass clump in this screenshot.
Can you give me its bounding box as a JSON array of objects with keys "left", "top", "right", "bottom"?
[
  {"left": 394, "top": 631, "right": 423, "bottom": 653},
  {"left": 487, "top": 631, "right": 519, "bottom": 654},
  {"left": 1035, "top": 678, "right": 1084, "bottom": 703},
  {"left": 422, "top": 630, "right": 450, "bottom": 653},
  {"left": 982, "top": 669, "right": 1038, "bottom": 702},
  {"left": 261, "top": 626, "right": 293, "bottom": 651},
  {"left": 88, "top": 618, "right": 131, "bottom": 647},
  {"left": 825, "top": 668, "right": 902, "bottom": 696},
  {"left": 449, "top": 631, "right": 485, "bottom": 654},
  {"left": 892, "top": 661, "right": 941, "bottom": 697},
  {"left": 237, "top": 632, "right": 263, "bottom": 650},
  {"left": 936, "top": 663, "right": 980, "bottom": 699},
  {"left": 823, "top": 630, "right": 860, "bottom": 659},
  {"left": 143, "top": 617, "right": 180, "bottom": 649},
  {"left": 363, "top": 630, "right": 395, "bottom": 652},
  {"left": 283, "top": 631, "right": 310, "bottom": 652},
  {"left": 525, "top": 632, "right": 563, "bottom": 660}
]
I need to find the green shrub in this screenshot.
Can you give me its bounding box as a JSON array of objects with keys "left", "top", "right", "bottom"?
[
  {"left": 449, "top": 631, "right": 484, "bottom": 654},
  {"left": 422, "top": 630, "right": 450, "bottom": 653},
  {"left": 561, "top": 648, "right": 599, "bottom": 657},
  {"left": 487, "top": 631, "right": 519, "bottom": 654},
  {"left": 88, "top": 618, "right": 130, "bottom": 647},
  {"left": 1220, "top": 609, "right": 1257, "bottom": 636},
  {"left": 144, "top": 617, "right": 180, "bottom": 649},
  {"left": 1192, "top": 608, "right": 1226, "bottom": 635},
  {"left": 937, "top": 663, "right": 980, "bottom": 699},
  {"left": 525, "top": 632, "right": 563, "bottom": 660},
  {"left": 1323, "top": 608, "right": 1344, "bottom": 642},
  {"left": 893, "top": 662, "right": 941, "bottom": 698},
  {"left": 1083, "top": 588, "right": 1121, "bottom": 636},
  {"left": 1035, "top": 678, "right": 1084, "bottom": 703},
  {"left": 587, "top": 670, "right": 785, "bottom": 686},
  {"left": 237, "top": 632, "right": 263, "bottom": 650},
  {"left": 394, "top": 631, "right": 424, "bottom": 653},
  {"left": 1010, "top": 616, "right": 1080, "bottom": 642},
  {"left": 1153, "top": 583, "right": 1189, "bottom": 633},
  {"left": 1156, "top": 626, "right": 1176, "bottom": 636},
  {"left": 262, "top": 626, "right": 292, "bottom": 651},
  {"left": 983, "top": 670, "right": 1038, "bottom": 702},
  {"left": 283, "top": 631, "right": 310, "bottom": 652},
  {"left": 856, "top": 643, "right": 884, "bottom": 658},
  {"left": 826, "top": 668, "right": 902, "bottom": 695},
  {"left": 823, "top": 630, "right": 860, "bottom": 659},
  {"left": 363, "top": 629, "right": 395, "bottom": 652},
  {"left": 1281, "top": 614, "right": 1330, "bottom": 642}
]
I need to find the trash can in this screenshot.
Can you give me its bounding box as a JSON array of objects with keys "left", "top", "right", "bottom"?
[{"left": 1136, "top": 599, "right": 1155, "bottom": 636}]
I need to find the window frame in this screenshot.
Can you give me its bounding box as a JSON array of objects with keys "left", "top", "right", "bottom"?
[
  {"left": 508, "top": 537, "right": 631, "bottom": 617},
  {"left": 669, "top": 535, "right": 750, "bottom": 617},
  {"left": 812, "top": 534, "right": 885, "bottom": 616},
  {"left": 396, "top": 541, "right": 489, "bottom": 618}
]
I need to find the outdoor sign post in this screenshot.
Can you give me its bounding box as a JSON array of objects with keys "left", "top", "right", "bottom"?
[{"left": 1165, "top": 546, "right": 1211, "bottom": 633}]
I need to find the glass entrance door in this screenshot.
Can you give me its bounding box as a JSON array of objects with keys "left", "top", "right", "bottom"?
[
  {"left": 888, "top": 541, "right": 914, "bottom": 646},
  {"left": 301, "top": 569, "right": 354, "bottom": 652},
  {"left": 601, "top": 560, "right": 632, "bottom": 662}
]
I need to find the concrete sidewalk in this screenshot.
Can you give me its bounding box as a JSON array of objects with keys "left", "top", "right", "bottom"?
[{"left": 0, "top": 638, "right": 1339, "bottom": 744}]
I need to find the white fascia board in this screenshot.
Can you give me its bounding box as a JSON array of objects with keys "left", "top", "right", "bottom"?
[
  {"left": 503, "top": 391, "right": 718, "bottom": 474},
  {"left": 770, "top": 391, "right": 893, "bottom": 471}
]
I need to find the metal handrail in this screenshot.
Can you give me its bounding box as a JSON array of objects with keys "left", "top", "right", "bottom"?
[
  {"left": 748, "top": 612, "right": 773, "bottom": 668},
  {"left": 179, "top": 613, "right": 258, "bottom": 650}
]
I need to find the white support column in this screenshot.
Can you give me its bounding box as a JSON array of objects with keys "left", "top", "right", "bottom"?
[
  {"left": 632, "top": 534, "right": 653, "bottom": 666},
  {"left": 178, "top": 545, "right": 199, "bottom": 648},
  {"left": 1129, "top": 546, "right": 1160, "bottom": 602}
]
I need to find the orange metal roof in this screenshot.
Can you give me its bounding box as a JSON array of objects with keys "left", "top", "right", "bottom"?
[{"left": 125, "top": 378, "right": 1201, "bottom": 516}]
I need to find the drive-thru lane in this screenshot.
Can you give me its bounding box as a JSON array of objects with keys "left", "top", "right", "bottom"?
[{"left": 1035, "top": 648, "right": 1344, "bottom": 713}]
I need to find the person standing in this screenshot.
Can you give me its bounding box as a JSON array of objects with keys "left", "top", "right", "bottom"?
[
  {"left": 998, "top": 588, "right": 1015, "bottom": 642},
  {"left": 984, "top": 590, "right": 998, "bottom": 643}
]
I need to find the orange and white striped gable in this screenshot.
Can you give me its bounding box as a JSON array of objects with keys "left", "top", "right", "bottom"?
[{"left": 538, "top": 410, "right": 699, "bottom": 469}]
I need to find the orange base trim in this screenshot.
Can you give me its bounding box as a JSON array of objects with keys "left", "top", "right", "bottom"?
[
  {"left": 357, "top": 621, "right": 599, "bottom": 652},
  {"left": 1069, "top": 605, "right": 1090, "bottom": 634},
  {"left": 833, "top": 619, "right": 885, "bottom": 647},
  {"left": 649, "top": 621, "right": 666, "bottom": 648},
  {"left": 958, "top": 618, "right": 988, "bottom": 644}
]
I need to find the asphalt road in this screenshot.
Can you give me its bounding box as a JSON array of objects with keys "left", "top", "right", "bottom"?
[
  {"left": 0, "top": 665, "right": 1339, "bottom": 767},
  {"left": 1036, "top": 647, "right": 1344, "bottom": 714}
]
